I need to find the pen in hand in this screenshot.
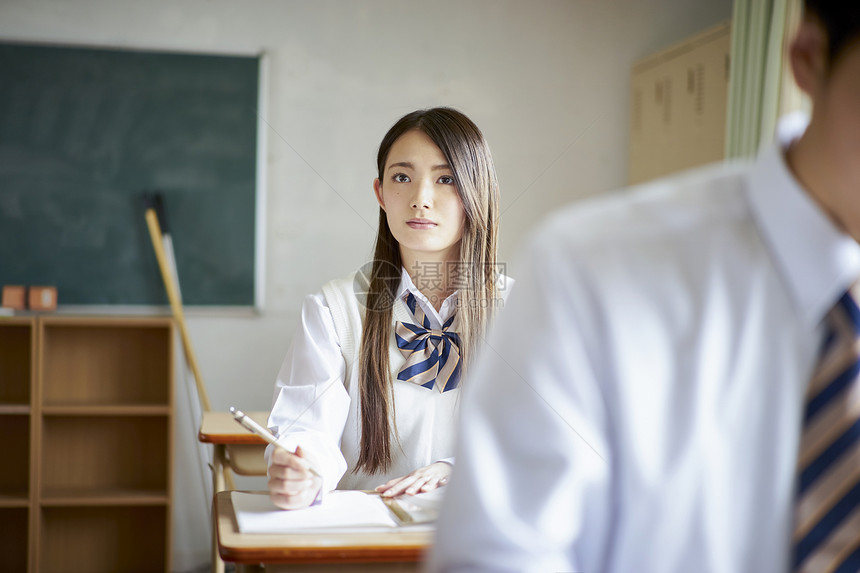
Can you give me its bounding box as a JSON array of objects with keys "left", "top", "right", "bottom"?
[{"left": 229, "top": 406, "right": 322, "bottom": 479}]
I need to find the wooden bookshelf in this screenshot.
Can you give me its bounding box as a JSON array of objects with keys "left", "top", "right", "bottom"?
[{"left": 0, "top": 316, "right": 174, "bottom": 572}]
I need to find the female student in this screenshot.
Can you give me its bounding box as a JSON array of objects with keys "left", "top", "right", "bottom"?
[{"left": 266, "top": 107, "right": 507, "bottom": 510}]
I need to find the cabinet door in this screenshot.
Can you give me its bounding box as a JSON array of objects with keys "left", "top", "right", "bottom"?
[{"left": 629, "top": 22, "right": 731, "bottom": 184}]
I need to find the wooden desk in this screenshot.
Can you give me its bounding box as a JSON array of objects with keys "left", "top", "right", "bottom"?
[
  {"left": 199, "top": 410, "right": 270, "bottom": 484},
  {"left": 215, "top": 491, "right": 432, "bottom": 572},
  {"left": 199, "top": 411, "right": 269, "bottom": 573}
]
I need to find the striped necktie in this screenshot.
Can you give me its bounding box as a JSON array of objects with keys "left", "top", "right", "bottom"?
[
  {"left": 793, "top": 287, "right": 860, "bottom": 572},
  {"left": 394, "top": 292, "right": 461, "bottom": 392}
]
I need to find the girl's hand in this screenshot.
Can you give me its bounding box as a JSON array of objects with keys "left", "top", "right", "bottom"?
[
  {"left": 267, "top": 445, "right": 322, "bottom": 509},
  {"left": 375, "top": 461, "right": 452, "bottom": 497}
]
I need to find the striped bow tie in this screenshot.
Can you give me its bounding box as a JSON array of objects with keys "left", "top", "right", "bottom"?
[{"left": 394, "top": 292, "right": 461, "bottom": 392}]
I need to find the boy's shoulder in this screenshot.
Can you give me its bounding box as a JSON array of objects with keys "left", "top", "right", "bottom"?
[{"left": 536, "top": 160, "right": 753, "bottom": 252}]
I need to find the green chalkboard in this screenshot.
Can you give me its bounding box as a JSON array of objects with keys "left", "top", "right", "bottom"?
[{"left": 0, "top": 42, "right": 259, "bottom": 306}]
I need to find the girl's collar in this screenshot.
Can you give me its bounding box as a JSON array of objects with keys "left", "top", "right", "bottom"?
[{"left": 397, "top": 267, "right": 459, "bottom": 327}]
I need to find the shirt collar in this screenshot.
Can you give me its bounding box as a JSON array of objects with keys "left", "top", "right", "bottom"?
[
  {"left": 396, "top": 267, "right": 459, "bottom": 327},
  {"left": 747, "top": 112, "right": 860, "bottom": 326}
]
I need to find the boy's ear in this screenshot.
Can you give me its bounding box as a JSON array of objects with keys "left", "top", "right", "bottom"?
[
  {"left": 790, "top": 16, "right": 829, "bottom": 99},
  {"left": 373, "top": 178, "right": 385, "bottom": 210}
]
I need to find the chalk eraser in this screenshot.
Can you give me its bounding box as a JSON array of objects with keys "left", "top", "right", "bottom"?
[
  {"left": 2, "top": 285, "right": 27, "bottom": 310},
  {"left": 29, "top": 286, "right": 58, "bottom": 311}
]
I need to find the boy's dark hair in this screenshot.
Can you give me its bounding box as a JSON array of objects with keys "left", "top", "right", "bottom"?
[{"left": 805, "top": 0, "right": 860, "bottom": 64}]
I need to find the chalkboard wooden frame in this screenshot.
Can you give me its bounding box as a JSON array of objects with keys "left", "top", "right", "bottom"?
[{"left": 0, "top": 41, "right": 265, "bottom": 308}]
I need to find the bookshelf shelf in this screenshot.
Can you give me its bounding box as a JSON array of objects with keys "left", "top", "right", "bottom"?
[
  {"left": 0, "top": 404, "right": 31, "bottom": 414},
  {"left": 41, "top": 405, "right": 171, "bottom": 416},
  {"left": 40, "top": 488, "right": 170, "bottom": 507},
  {"left": 0, "top": 492, "right": 29, "bottom": 507}
]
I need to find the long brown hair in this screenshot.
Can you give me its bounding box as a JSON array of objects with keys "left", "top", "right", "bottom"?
[{"left": 356, "top": 107, "right": 500, "bottom": 474}]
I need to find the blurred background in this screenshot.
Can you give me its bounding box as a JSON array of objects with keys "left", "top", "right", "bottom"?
[{"left": 1, "top": 1, "right": 749, "bottom": 569}]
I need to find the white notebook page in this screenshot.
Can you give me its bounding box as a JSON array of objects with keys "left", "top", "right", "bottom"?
[{"left": 232, "top": 491, "right": 398, "bottom": 533}]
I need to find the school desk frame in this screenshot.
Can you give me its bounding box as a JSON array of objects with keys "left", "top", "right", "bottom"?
[
  {"left": 215, "top": 490, "right": 431, "bottom": 572},
  {"left": 198, "top": 410, "right": 269, "bottom": 573},
  {"left": 0, "top": 315, "right": 174, "bottom": 573}
]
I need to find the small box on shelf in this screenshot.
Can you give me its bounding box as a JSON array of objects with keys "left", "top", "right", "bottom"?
[
  {"left": 29, "top": 286, "right": 58, "bottom": 312},
  {"left": 2, "top": 285, "right": 26, "bottom": 311}
]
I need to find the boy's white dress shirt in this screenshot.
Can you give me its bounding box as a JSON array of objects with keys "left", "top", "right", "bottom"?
[{"left": 430, "top": 118, "right": 860, "bottom": 573}]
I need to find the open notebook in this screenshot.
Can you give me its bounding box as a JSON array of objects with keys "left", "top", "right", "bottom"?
[{"left": 231, "top": 490, "right": 441, "bottom": 534}]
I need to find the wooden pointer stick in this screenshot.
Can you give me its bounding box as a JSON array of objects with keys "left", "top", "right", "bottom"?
[{"left": 145, "top": 208, "right": 212, "bottom": 413}]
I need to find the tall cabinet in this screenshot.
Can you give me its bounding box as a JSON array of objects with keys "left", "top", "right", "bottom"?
[
  {"left": 628, "top": 21, "right": 732, "bottom": 184},
  {"left": 0, "top": 315, "right": 174, "bottom": 573}
]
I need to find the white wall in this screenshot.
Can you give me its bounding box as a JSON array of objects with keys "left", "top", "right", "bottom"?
[{"left": 0, "top": 1, "right": 733, "bottom": 570}]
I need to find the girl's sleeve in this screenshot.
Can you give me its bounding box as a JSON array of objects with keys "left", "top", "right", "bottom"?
[{"left": 266, "top": 293, "right": 351, "bottom": 495}]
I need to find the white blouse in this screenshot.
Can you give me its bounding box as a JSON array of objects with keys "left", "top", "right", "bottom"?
[{"left": 267, "top": 268, "right": 465, "bottom": 493}]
